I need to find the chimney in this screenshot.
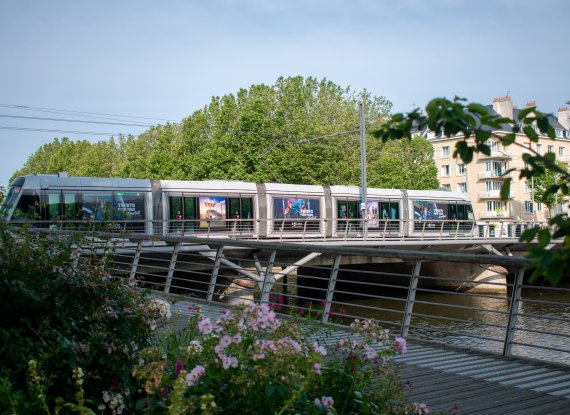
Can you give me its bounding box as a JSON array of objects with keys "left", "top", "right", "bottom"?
[
  {"left": 558, "top": 106, "right": 570, "bottom": 130},
  {"left": 492, "top": 95, "right": 514, "bottom": 119},
  {"left": 525, "top": 100, "right": 536, "bottom": 107}
]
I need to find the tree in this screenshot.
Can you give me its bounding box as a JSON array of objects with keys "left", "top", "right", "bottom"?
[
  {"left": 531, "top": 162, "right": 567, "bottom": 218},
  {"left": 373, "top": 97, "right": 570, "bottom": 285},
  {"left": 11, "top": 76, "right": 439, "bottom": 190}
]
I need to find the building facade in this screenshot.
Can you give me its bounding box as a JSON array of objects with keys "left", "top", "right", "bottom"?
[{"left": 427, "top": 96, "right": 570, "bottom": 222}]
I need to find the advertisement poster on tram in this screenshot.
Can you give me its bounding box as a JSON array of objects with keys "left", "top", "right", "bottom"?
[
  {"left": 199, "top": 196, "right": 226, "bottom": 228},
  {"left": 413, "top": 200, "right": 447, "bottom": 229},
  {"left": 366, "top": 201, "right": 379, "bottom": 227},
  {"left": 273, "top": 197, "right": 320, "bottom": 231}
]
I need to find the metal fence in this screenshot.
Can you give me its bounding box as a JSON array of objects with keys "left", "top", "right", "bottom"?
[{"left": 59, "top": 229, "right": 568, "bottom": 367}]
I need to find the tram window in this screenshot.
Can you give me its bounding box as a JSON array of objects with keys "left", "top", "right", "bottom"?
[
  {"left": 449, "top": 204, "right": 457, "bottom": 220},
  {"left": 337, "top": 200, "right": 360, "bottom": 231},
  {"left": 169, "top": 196, "right": 183, "bottom": 233},
  {"left": 63, "top": 193, "right": 79, "bottom": 221},
  {"left": 228, "top": 198, "right": 241, "bottom": 231},
  {"left": 13, "top": 191, "right": 40, "bottom": 220},
  {"left": 184, "top": 196, "right": 196, "bottom": 231},
  {"left": 46, "top": 192, "right": 61, "bottom": 221},
  {"left": 81, "top": 192, "right": 113, "bottom": 221},
  {"left": 241, "top": 197, "right": 253, "bottom": 231}
]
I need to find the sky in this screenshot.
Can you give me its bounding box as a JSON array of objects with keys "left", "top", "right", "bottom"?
[{"left": 1, "top": 0, "right": 569, "bottom": 187}]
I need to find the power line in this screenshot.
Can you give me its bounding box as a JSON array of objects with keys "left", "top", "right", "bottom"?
[
  {"left": 0, "top": 114, "right": 154, "bottom": 128},
  {"left": 0, "top": 103, "right": 180, "bottom": 123},
  {"left": 0, "top": 126, "right": 120, "bottom": 136}
]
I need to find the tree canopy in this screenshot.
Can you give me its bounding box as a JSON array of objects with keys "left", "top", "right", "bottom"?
[{"left": 13, "top": 76, "right": 438, "bottom": 189}]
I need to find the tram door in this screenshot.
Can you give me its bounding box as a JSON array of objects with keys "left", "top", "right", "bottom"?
[{"left": 337, "top": 200, "right": 360, "bottom": 232}]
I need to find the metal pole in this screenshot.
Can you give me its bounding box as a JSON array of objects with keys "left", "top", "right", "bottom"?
[
  {"left": 207, "top": 246, "right": 224, "bottom": 302},
  {"left": 401, "top": 260, "right": 422, "bottom": 338},
  {"left": 360, "top": 102, "right": 368, "bottom": 238},
  {"left": 503, "top": 268, "right": 525, "bottom": 356}
]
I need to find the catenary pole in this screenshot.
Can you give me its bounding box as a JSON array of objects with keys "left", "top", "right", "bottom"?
[{"left": 360, "top": 102, "right": 368, "bottom": 238}]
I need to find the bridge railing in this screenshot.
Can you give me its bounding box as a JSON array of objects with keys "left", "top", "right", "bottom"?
[
  {"left": 43, "top": 229, "right": 569, "bottom": 367},
  {"left": 5, "top": 217, "right": 547, "bottom": 242}
]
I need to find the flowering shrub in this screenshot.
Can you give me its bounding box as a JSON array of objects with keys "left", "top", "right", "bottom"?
[
  {"left": 0, "top": 225, "right": 168, "bottom": 414},
  {"left": 131, "top": 302, "right": 427, "bottom": 414}
]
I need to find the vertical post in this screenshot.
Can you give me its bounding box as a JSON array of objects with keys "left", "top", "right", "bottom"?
[
  {"left": 128, "top": 240, "right": 143, "bottom": 283},
  {"left": 360, "top": 102, "right": 368, "bottom": 239},
  {"left": 163, "top": 242, "right": 181, "bottom": 293},
  {"left": 260, "top": 250, "right": 277, "bottom": 304},
  {"left": 207, "top": 246, "right": 225, "bottom": 302},
  {"left": 322, "top": 255, "right": 342, "bottom": 324},
  {"left": 503, "top": 268, "right": 525, "bottom": 356},
  {"left": 401, "top": 260, "right": 422, "bottom": 337}
]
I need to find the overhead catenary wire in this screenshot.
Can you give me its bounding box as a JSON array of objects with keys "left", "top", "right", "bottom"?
[
  {"left": 0, "top": 126, "right": 121, "bottom": 136},
  {"left": 0, "top": 103, "right": 180, "bottom": 123},
  {"left": 0, "top": 114, "right": 155, "bottom": 128}
]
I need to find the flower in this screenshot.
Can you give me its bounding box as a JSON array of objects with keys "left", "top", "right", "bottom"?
[
  {"left": 394, "top": 337, "right": 407, "bottom": 355},
  {"left": 198, "top": 318, "right": 214, "bottom": 335},
  {"left": 186, "top": 365, "right": 205, "bottom": 387},
  {"left": 175, "top": 359, "right": 184, "bottom": 377},
  {"left": 187, "top": 340, "right": 203, "bottom": 354},
  {"left": 313, "top": 363, "right": 322, "bottom": 375}
]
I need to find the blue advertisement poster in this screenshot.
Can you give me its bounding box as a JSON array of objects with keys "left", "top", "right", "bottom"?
[
  {"left": 413, "top": 200, "right": 448, "bottom": 230},
  {"left": 274, "top": 197, "right": 320, "bottom": 231}
]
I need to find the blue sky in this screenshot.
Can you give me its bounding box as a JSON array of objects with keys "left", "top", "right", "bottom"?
[{"left": 1, "top": 0, "right": 568, "bottom": 186}]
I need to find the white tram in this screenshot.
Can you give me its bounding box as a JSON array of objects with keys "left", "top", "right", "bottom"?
[{"left": 1, "top": 174, "right": 475, "bottom": 238}]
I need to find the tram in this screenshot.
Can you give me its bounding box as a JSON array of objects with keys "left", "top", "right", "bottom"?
[{"left": 0, "top": 173, "right": 475, "bottom": 238}]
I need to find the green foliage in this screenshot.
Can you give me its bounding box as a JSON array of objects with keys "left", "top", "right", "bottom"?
[
  {"left": 12, "top": 76, "right": 439, "bottom": 189},
  {"left": 373, "top": 97, "right": 570, "bottom": 285},
  {"left": 0, "top": 224, "right": 165, "bottom": 413}
]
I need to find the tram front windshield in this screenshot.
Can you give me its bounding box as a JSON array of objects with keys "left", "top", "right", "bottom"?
[{"left": 0, "top": 184, "right": 22, "bottom": 219}]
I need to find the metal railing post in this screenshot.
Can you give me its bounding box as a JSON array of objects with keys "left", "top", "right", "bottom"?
[
  {"left": 164, "top": 242, "right": 181, "bottom": 293},
  {"left": 322, "top": 254, "right": 342, "bottom": 324},
  {"left": 401, "top": 260, "right": 422, "bottom": 338},
  {"left": 207, "top": 246, "right": 225, "bottom": 302},
  {"left": 128, "top": 240, "right": 143, "bottom": 283},
  {"left": 260, "top": 250, "right": 277, "bottom": 304},
  {"left": 503, "top": 268, "right": 525, "bottom": 356}
]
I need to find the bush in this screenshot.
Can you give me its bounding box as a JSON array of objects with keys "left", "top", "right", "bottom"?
[
  {"left": 0, "top": 225, "right": 165, "bottom": 414},
  {"left": 129, "top": 303, "right": 425, "bottom": 414}
]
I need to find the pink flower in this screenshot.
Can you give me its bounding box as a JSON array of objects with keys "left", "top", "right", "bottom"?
[
  {"left": 185, "top": 365, "right": 205, "bottom": 386},
  {"left": 313, "top": 362, "right": 322, "bottom": 375},
  {"left": 198, "top": 318, "right": 213, "bottom": 335},
  {"left": 394, "top": 337, "right": 407, "bottom": 354}
]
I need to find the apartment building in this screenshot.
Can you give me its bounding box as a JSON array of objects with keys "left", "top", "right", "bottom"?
[{"left": 427, "top": 96, "right": 570, "bottom": 221}]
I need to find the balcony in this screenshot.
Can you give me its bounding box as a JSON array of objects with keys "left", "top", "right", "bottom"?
[
  {"left": 477, "top": 171, "right": 512, "bottom": 180},
  {"left": 478, "top": 210, "right": 512, "bottom": 219},
  {"left": 477, "top": 150, "right": 513, "bottom": 160},
  {"left": 478, "top": 190, "right": 515, "bottom": 199}
]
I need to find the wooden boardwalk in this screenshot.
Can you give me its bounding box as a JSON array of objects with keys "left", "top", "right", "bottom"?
[{"left": 165, "top": 297, "right": 570, "bottom": 414}]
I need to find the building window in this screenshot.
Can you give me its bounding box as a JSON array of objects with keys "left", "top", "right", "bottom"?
[
  {"left": 457, "top": 183, "right": 467, "bottom": 192},
  {"left": 537, "top": 202, "right": 543, "bottom": 212},
  {"left": 524, "top": 181, "right": 531, "bottom": 193},
  {"left": 536, "top": 143, "right": 542, "bottom": 154},
  {"left": 441, "top": 165, "right": 450, "bottom": 177},
  {"left": 486, "top": 140, "right": 502, "bottom": 153},
  {"left": 441, "top": 146, "right": 451, "bottom": 158},
  {"left": 485, "top": 181, "right": 501, "bottom": 191},
  {"left": 548, "top": 145, "right": 554, "bottom": 153},
  {"left": 487, "top": 201, "right": 504, "bottom": 212},
  {"left": 456, "top": 164, "right": 466, "bottom": 176},
  {"left": 441, "top": 184, "right": 451, "bottom": 190},
  {"left": 524, "top": 201, "right": 534, "bottom": 213},
  {"left": 560, "top": 147, "right": 566, "bottom": 157}
]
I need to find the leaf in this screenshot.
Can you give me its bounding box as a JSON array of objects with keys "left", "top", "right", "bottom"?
[
  {"left": 466, "top": 103, "right": 488, "bottom": 116},
  {"left": 537, "top": 229, "right": 551, "bottom": 247},
  {"left": 523, "top": 126, "right": 539, "bottom": 142},
  {"left": 500, "top": 179, "right": 512, "bottom": 201},
  {"left": 517, "top": 106, "right": 535, "bottom": 121}
]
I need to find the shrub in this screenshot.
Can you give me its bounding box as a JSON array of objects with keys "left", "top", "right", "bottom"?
[
  {"left": 129, "top": 303, "right": 426, "bottom": 414},
  {"left": 0, "top": 225, "right": 165, "bottom": 413}
]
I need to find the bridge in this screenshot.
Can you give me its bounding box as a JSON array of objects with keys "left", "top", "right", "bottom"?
[{"left": 21, "top": 227, "right": 570, "bottom": 412}]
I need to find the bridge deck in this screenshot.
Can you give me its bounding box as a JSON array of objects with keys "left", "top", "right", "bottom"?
[{"left": 165, "top": 298, "right": 570, "bottom": 414}]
